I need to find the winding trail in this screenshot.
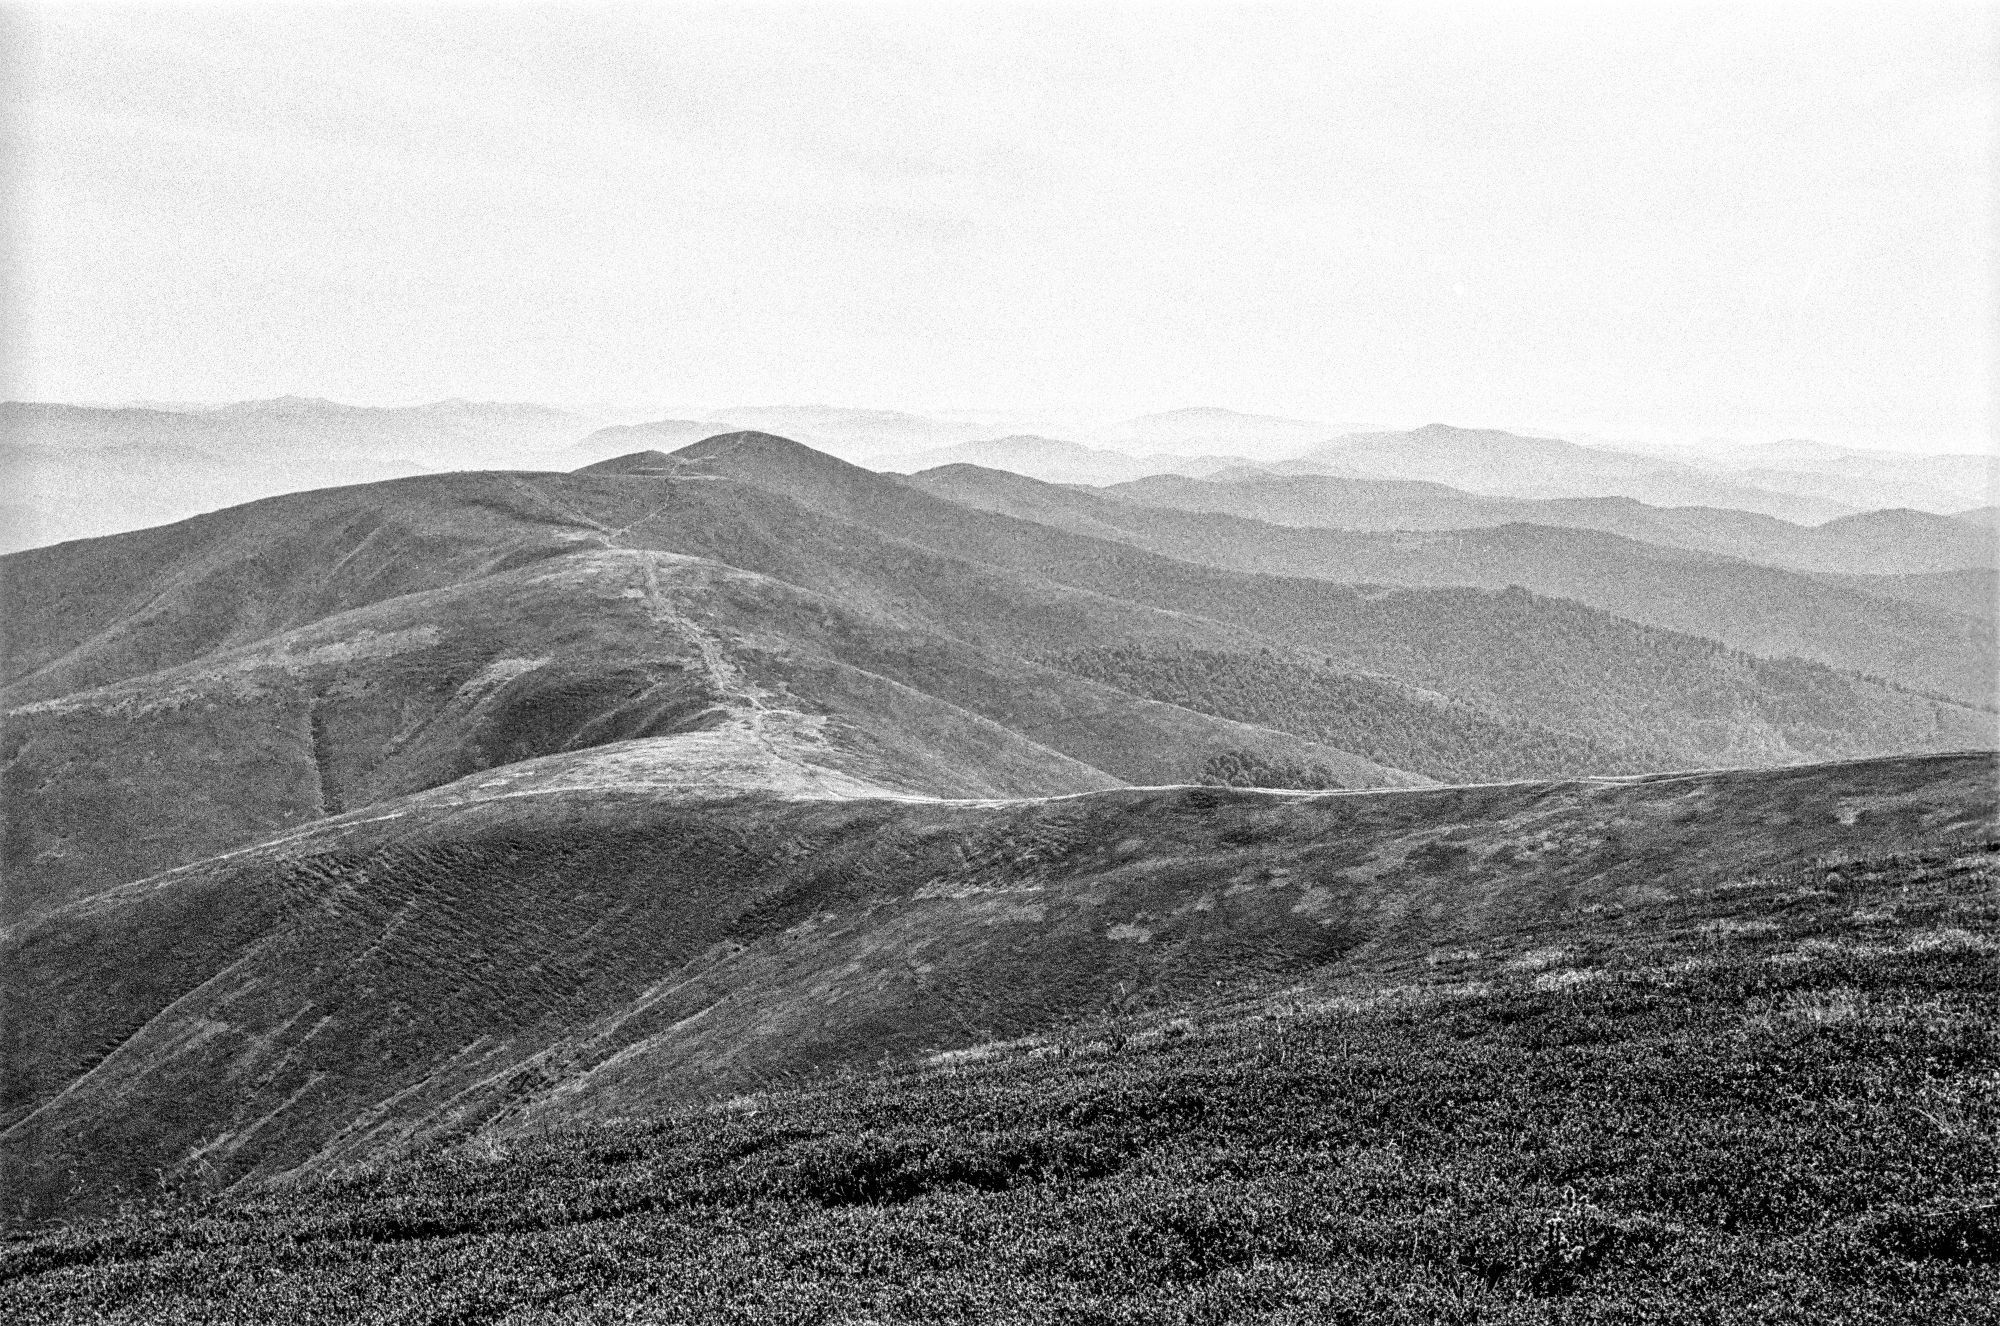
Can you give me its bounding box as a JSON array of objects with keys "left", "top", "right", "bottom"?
[{"left": 623, "top": 552, "right": 864, "bottom": 799}]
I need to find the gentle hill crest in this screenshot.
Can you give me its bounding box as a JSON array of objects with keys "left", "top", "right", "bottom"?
[{"left": 574, "top": 448, "right": 685, "bottom": 474}]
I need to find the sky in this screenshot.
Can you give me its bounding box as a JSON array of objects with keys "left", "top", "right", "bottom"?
[{"left": 6, "top": 2, "right": 1996, "bottom": 452}]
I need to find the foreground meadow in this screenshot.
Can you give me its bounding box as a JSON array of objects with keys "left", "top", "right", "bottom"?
[{"left": 5, "top": 840, "right": 1995, "bottom": 1324}]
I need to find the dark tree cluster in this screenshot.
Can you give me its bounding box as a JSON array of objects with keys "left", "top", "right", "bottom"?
[{"left": 1049, "top": 643, "right": 1643, "bottom": 782}]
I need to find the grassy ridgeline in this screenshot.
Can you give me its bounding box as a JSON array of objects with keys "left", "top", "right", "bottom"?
[{"left": 5, "top": 842, "right": 1995, "bottom": 1324}]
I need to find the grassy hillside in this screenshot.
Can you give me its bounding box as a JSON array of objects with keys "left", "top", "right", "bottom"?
[
  {"left": 913, "top": 465, "right": 1998, "bottom": 706},
  {"left": 3, "top": 750, "right": 1990, "bottom": 1230},
  {"left": 1046, "top": 643, "right": 1647, "bottom": 781},
  {"left": 4, "top": 826, "right": 1993, "bottom": 1322},
  {"left": 6, "top": 537, "right": 1422, "bottom": 923}
]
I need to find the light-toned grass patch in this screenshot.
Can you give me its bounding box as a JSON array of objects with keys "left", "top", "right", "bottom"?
[
  {"left": 1778, "top": 988, "right": 1865, "bottom": 1024},
  {"left": 1699, "top": 918, "right": 1780, "bottom": 941},
  {"left": 1504, "top": 946, "right": 1570, "bottom": 972},
  {"left": 927, "top": 1044, "right": 1001, "bottom": 1067},
  {"left": 1904, "top": 927, "right": 1997, "bottom": 954},
  {"left": 1426, "top": 948, "right": 1481, "bottom": 968}
]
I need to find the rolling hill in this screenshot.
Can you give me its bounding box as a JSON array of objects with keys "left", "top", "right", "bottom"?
[
  {"left": 6, "top": 824, "right": 1993, "bottom": 1321},
  {"left": 702, "top": 406, "right": 982, "bottom": 463},
  {"left": 564, "top": 419, "right": 728, "bottom": 467},
  {"left": 4, "top": 742, "right": 1989, "bottom": 1230},
  {"left": 911, "top": 464, "right": 1999, "bottom": 707}
]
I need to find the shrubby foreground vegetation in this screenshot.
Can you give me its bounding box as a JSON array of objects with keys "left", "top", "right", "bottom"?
[{"left": 5, "top": 840, "right": 1994, "bottom": 1324}]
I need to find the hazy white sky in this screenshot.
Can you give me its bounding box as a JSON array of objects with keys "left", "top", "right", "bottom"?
[{"left": 7, "top": 2, "right": 1996, "bottom": 450}]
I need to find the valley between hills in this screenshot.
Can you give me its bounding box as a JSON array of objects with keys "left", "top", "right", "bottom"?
[{"left": 2, "top": 430, "right": 1996, "bottom": 1320}]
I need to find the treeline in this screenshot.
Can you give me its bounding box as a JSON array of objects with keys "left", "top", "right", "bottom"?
[
  {"left": 1196, "top": 749, "right": 1347, "bottom": 790},
  {"left": 1047, "top": 644, "right": 1651, "bottom": 783}
]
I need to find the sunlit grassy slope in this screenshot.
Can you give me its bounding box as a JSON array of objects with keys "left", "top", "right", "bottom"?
[{"left": 4, "top": 833, "right": 1993, "bottom": 1324}]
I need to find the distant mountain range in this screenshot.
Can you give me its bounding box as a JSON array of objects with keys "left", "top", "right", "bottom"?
[
  {"left": 1280, "top": 424, "right": 1857, "bottom": 523},
  {"left": 8, "top": 397, "right": 591, "bottom": 460},
  {"left": 896, "top": 420, "right": 1986, "bottom": 528},
  {"left": 883, "top": 435, "right": 1247, "bottom": 486},
  {"left": 10, "top": 399, "right": 1989, "bottom": 556},
  {"left": 1102, "top": 470, "right": 1995, "bottom": 576},
  {"left": 1601, "top": 436, "right": 1996, "bottom": 514},
  {"left": 911, "top": 464, "right": 1997, "bottom": 707},
  {"left": 1092, "top": 406, "right": 1351, "bottom": 458}
]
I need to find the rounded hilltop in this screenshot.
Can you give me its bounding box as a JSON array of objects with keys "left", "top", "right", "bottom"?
[
  {"left": 672, "top": 429, "right": 850, "bottom": 467},
  {"left": 575, "top": 431, "right": 860, "bottom": 478},
  {"left": 572, "top": 449, "right": 680, "bottom": 474}
]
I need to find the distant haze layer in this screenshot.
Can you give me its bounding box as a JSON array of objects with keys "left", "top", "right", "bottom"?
[
  {"left": 4, "top": 398, "right": 1993, "bottom": 554},
  {"left": 10, "top": 5, "right": 1995, "bottom": 450}
]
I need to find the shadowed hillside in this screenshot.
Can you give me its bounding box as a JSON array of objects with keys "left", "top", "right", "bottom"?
[
  {"left": 6, "top": 832, "right": 1993, "bottom": 1321},
  {"left": 4, "top": 747, "right": 1989, "bottom": 1228}
]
